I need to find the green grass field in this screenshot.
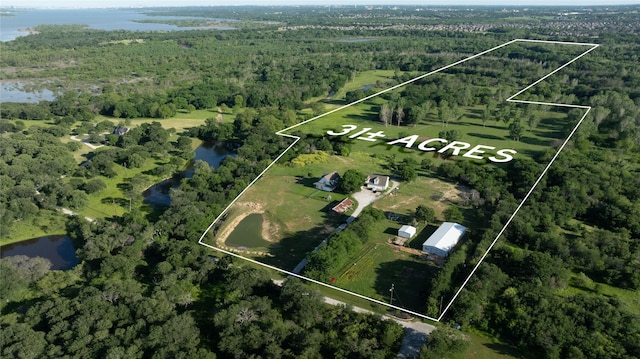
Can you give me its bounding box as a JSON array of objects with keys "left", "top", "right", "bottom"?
[
  {"left": 557, "top": 273, "right": 640, "bottom": 317},
  {"left": 288, "top": 99, "right": 571, "bottom": 166},
  {"left": 453, "top": 330, "right": 525, "bottom": 359},
  {"left": 1, "top": 210, "right": 67, "bottom": 245}
]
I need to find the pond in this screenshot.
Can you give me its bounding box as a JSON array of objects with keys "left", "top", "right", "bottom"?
[
  {"left": 0, "top": 82, "right": 57, "bottom": 103},
  {"left": 143, "top": 141, "right": 235, "bottom": 206},
  {"left": 0, "top": 235, "right": 79, "bottom": 270},
  {"left": 225, "top": 213, "right": 272, "bottom": 249}
]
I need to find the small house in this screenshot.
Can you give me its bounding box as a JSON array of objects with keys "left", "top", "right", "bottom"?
[
  {"left": 422, "top": 222, "right": 466, "bottom": 257},
  {"left": 113, "top": 125, "right": 129, "bottom": 136},
  {"left": 314, "top": 171, "right": 340, "bottom": 192},
  {"left": 398, "top": 225, "right": 417, "bottom": 239},
  {"left": 365, "top": 174, "right": 390, "bottom": 192}
]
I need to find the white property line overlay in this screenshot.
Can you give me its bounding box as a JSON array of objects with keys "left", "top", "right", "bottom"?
[{"left": 198, "top": 39, "right": 598, "bottom": 323}]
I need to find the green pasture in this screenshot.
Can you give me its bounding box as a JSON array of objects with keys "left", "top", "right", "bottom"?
[
  {"left": 452, "top": 329, "right": 525, "bottom": 359},
  {"left": 373, "top": 176, "right": 463, "bottom": 221},
  {"left": 303, "top": 69, "right": 398, "bottom": 107},
  {"left": 0, "top": 210, "right": 67, "bottom": 245},
  {"left": 331, "top": 69, "right": 397, "bottom": 102},
  {"left": 93, "top": 107, "right": 226, "bottom": 133},
  {"left": 332, "top": 216, "right": 439, "bottom": 314},
  {"left": 269, "top": 151, "right": 387, "bottom": 180},
  {"left": 289, "top": 99, "right": 573, "bottom": 165}
]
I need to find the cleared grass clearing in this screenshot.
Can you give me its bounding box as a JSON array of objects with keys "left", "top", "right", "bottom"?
[
  {"left": 453, "top": 330, "right": 524, "bottom": 359},
  {"left": 331, "top": 70, "right": 397, "bottom": 102},
  {"left": 303, "top": 70, "right": 398, "bottom": 107}
]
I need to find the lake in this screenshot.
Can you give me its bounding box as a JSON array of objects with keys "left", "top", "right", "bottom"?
[
  {"left": 225, "top": 213, "right": 271, "bottom": 249},
  {"left": 143, "top": 141, "right": 235, "bottom": 206},
  {"left": 0, "top": 235, "right": 79, "bottom": 270},
  {"left": 1, "top": 8, "right": 236, "bottom": 42}
]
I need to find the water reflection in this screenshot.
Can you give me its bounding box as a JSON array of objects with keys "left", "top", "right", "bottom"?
[{"left": 1, "top": 235, "right": 78, "bottom": 270}]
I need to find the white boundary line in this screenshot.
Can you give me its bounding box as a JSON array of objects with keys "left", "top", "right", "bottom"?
[{"left": 198, "top": 39, "right": 598, "bottom": 323}]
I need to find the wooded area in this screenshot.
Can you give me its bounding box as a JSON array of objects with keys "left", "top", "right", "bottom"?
[{"left": 1, "top": 5, "right": 639, "bottom": 359}]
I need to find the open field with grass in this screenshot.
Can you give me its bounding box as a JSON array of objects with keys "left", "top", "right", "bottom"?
[
  {"left": 92, "top": 107, "right": 232, "bottom": 133},
  {"left": 303, "top": 69, "right": 398, "bottom": 108},
  {"left": 373, "top": 176, "right": 468, "bottom": 221},
  {"left": 289, "top": 98, "right": 572, "bottom": 166},
  {"left": 453, "top": 330, "right": 525, "bottom": 359},
  {"left": 0, "top": 210, "right": 67, "bottom": 245}
]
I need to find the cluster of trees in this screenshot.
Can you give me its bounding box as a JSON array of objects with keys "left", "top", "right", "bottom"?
[
  {"left": 305, "top": 208, "right": 386, "bottom": 282},
  {"left": 0, "top": 131, "right": 82, "bottom": 236},
  {"left": 1, "top": 216, "right": 404, "bottom": 358}
]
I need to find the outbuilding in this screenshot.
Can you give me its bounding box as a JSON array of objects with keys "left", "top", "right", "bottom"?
[
  {"left": 398, "top": 225, "right": 417, "bottom": 239},
  {"left": 422, "top": 222, "right": 466, "bottom": 257}
]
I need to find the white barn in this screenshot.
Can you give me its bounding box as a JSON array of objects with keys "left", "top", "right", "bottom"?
[
  {"left": 398, "top": 225, "right": 417, "bottom": 239},
  {"left": 422, "top": 222, "right": 466, "bottom": 257}
]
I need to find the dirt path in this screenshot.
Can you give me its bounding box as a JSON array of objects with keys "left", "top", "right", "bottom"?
[
  {"left": 59, "top": 207, "right": 95, "bottom": 223},
  {"left": 70, "top": 135, "right": 104, "bottom": 150}
]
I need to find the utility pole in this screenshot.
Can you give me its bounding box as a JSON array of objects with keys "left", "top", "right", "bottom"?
[{"left": 389, "top": 283, "right": 395, "bottom": 306}]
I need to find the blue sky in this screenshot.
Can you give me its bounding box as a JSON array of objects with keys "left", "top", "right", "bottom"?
[{"left": 7, "top": 1, "right": 640, "bottom": 9}]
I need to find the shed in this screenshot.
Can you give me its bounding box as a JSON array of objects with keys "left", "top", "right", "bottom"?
[
  {"left": 422, "top": 222, "right": 466, "bottom": 257},
  {"left": 398, "top": 225, "right": 417, "bottom": 239}
]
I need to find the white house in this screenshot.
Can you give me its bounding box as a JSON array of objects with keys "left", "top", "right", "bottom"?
[
  {"left": 422, "top": 222, "right": 466, "bottom": 257},
  {"left": 314, "top": 171, "right": 340, "bottom": 192},
  {"left": 365, "top": 175, "right": 390, "bottom": 192},
  {"left": 398, "top": 225, "right": 417, "bottom": 239}
]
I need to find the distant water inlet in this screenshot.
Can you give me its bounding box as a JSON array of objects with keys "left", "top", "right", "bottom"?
[
  {"left": 0, "top": 235, "right": 79, "bottom": 270},
  {"left": 225, "top": 213, "right": 271, "bottom": 249}
]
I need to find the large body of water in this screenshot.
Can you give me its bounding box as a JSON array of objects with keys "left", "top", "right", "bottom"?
[
  {"left": 0, "top": 8, "right": 234, "bottom": 42},
  {"left": 0, "top": 235, "right": 78, "bottom": 270}
]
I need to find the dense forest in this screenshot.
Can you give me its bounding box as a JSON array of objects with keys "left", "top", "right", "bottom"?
[{"left": 1, "top": 5, "right": 639, "bottom": 359}]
